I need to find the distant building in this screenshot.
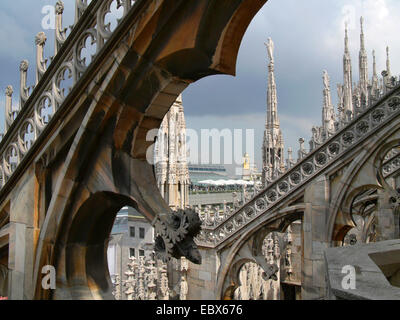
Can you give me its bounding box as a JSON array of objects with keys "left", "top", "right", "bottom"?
[
  {"left": 241, "top": 153, "right": 261, "bottom": 181},
  {"left": 188, "top": 164, "right": 228, "bottom": 185},
  {"left": 107, "top": 206, "right": 155, "bottom": 299}
]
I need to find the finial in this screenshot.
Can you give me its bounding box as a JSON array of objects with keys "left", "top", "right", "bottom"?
[
  {"left": 35, "top": 32, "right": 47, "bottom": 46},
  {"left": 372, "top": 50, "right": 377, "bottom": 74},
  {"left": 35, "top": 32, "right": 48, "bottom": 84},
  {"left": 386, "top": 46, "right": 391, "bottom": 76},
  {"left": 20, "top": 60, "right": 30, "bottom": 106},
  {"left": 20, "top": 60, "right": 29, "bottom": 72},
  {"left": 323, "top": 70, "right": 330, "bottom": 90},
  {"left": 55, "top": 1, "right": 67, "bottom": 55},
  {"left": 55, "top": 1, "right": 64, "bottom": 14},
  {"left": 344, "top": 22, "right": 349, "bottom": 53},
  {"left": 5, "top": 85, "right": 13, "bottom": 97},
  {"left": 360, "top": 16, "right": 365, "bottom": 50},
  {"left": 287, "top": 148, "right": 293, "bottom": 162},
  {"left": 360, "top": 16, "right": 364, "bottom": 34}
]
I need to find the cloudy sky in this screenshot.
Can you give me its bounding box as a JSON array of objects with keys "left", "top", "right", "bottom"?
[{"left": 0, "top": 0, "right": 399, "bottom": 175}]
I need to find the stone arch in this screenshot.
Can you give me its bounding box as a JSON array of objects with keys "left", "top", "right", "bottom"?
[
  {"left": 338, "top": 185, "right": 379, "bottom": 245},
  {"left": 328, "top": 130, "right": 400, "bottom": 243},
  {"left": 30, "top": 0, "right": 268, "bottom": 300},
  {"left": 223, "top": 258, "right": 254, "bottom": 300},
  {"left": 62, "top": 192, "right": 138, "bottom": 300},
  {"left": 374, "top": 139, "right": 400, "bottom": 190},
  {"left": 217, "top": 206, "right": 303, "bottom": 300}
]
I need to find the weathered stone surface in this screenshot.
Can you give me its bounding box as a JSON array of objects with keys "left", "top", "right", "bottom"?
[{"left": 325, "top": 239, "right": 400, "bottom": 299}]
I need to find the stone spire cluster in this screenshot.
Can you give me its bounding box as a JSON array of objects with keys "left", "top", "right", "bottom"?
[
  {"left": 262, "top": 38, "right": 285, "bottom": 185},
  {"left": 260, "top": 18, "right": 398, "bottom": 183},
  {"left": 114, "top": 256, "right": 187, "bottom": 300},
  {"left": 310, "top": 17, "right": 397, "bottom": 150},
  {"left": 341, "top": 17, "right": 396, "bottom": 116}
]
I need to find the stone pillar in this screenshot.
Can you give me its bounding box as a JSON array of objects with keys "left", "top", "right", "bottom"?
[
  {"left": 376, "top": 189, "right": 399, "bottom": 241},
  {"left": 7, "top": 169, "right": 37, "bottom": 300},
  {"left": 186, "top": 247, "right": 219, "bottom": 299},
  {"left": 301, "top": 175, "right": 330, "bottom": 299},
  {"left": 8, "top": 222, "right": 30, "bottom": 300}
]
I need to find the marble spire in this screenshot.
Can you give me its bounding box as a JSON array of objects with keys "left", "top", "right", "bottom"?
[
  {"left": 386, "top": 46, "right": 391, "bottom": 78},
  {"left": 359, "top": 17, "right": 368, "bottom": 95},
  {"left": 343, "top": 23, "right": 353, "bottom": 116},
  {"left": 265, "top": 38, "right": 279, "bottom": 130},
  {"left": 371, "top": 50, "right": 379, "bottom": 98},
  {"left": 262, "top": 38, "right": 285, "bottom": 185},
  {"left": 322, "top": 70, "right": 335, "bottom": 134}
]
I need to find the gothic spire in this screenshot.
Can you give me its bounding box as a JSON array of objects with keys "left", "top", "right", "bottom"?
[
  {"left": 265, "top": 38, "right": 279, "bottom": 129},
  {"left": 386, "top": 46, "right": 391, "bottom": 78},
  {"left": 359, "top": 17, "right": 368, "bottom": 94},
  {"left": 343, "top": 22, "right": 353, "bottom": 116},
  {"left": 262, "top": 38, "right": 285, "bottom": 185},
  {"left": 371, "top": 50, "right": 379, "bottom": 97},
  {"left": 360, "top": 17, "right": 365, "bottom": 51},
  {"left": 345, "top": 22, "right": 349, "bottom": 54},
  {"left": 322, "top": 70, "right": 335, "bottom": 133}
]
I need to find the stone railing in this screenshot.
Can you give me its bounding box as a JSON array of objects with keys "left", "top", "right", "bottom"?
[
  {"left": 382, "top": 148, "right": 400, "bottom": 179},
  {"left": 196, "top": 85, "right": 400, "bottom": 248},
  {"left": 0, "top": 0, "right": 139, "bottom": 188}
]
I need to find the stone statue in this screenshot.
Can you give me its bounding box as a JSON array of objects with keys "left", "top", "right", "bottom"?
[
  {"left": 112, "top": 274, "right": 121, "bottom": 300},
  {"left": 266, "top": 38, "right": 274, "bottom": 62},
  {"left": 179, "top": 275, "right": 188, "bottom": 300},
  {"left": 323, "top": 70, "right": 330, "bottom": 90},
  {"left": 123, "top": 257, "right": 137, "bottom": 300}
]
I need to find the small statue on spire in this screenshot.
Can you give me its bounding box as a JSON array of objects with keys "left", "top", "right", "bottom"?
[
  {"left": 386, "top": 46, "right": 392, "bottom": 77},
  {"left": 323, "top": 70, "right": 330, "bottom": 90},
  {"left": 265, "top": 38, "right": 274, "bottom": 63},
  {"left": 344, "top": 21, "right": 349, "bottom": 53}
]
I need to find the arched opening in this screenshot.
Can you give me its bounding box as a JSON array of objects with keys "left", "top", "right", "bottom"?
[
  {"left": 59, "top": 191, "right": 138, "bottom": 300},
  {"left": 107, "top": 205, "right": 175, "bottom": 300},
  {"left": 342, "top": 188, "right": 379, "bottom": 246},
  {"left": 232, "top": 219, "right": 302, "bottom": 300}
]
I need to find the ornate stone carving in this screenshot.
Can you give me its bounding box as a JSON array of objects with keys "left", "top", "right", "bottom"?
[
  {"left": 154, "top": 208, "right": 202, "bottom": 264},
  {"left": 19, "top": 60, "right": 29, "bottom": 72},
  {"left": 35, "top": 32, "right": 47, "bottom": 46},
  {"left": 55, "top": 1, "right": 64, "bottom": 15},
  {"left": 5, "top": 86, "right": 13, "bottom": 97},
  {"left": 112, "top": 274, "right": 121, "bottom": 300},
  {"left": 0, "top": 0, "right": 142, "bottom": 189}
]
